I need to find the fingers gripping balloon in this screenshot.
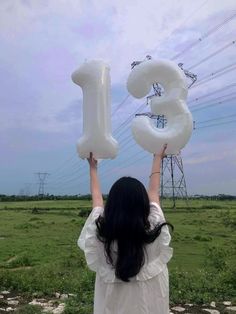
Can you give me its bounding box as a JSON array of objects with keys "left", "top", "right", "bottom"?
[
  {"left": 71, "top": 60, "right": 118, "bottom": 159},
  {"left": 127, "top": 59, "right": 193, "bottom": 155}
]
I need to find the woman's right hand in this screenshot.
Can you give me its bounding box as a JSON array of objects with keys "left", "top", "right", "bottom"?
[{"left": 154, "top": 144, "right": 168, "bottom": 159}]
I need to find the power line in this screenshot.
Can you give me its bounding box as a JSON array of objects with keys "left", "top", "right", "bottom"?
[
  {"left": 100, "top": 111, "right": 236, "bottom": 182},
  {"left": 188, "top": 40, "right": 235, "bottom": 70},
  {"left": 115, "top": 59, "right": 235, "bottom": 143},
  {"left": 47, "top": 164, "right": 84, "bottom": 186},
  {"left": 197, "top": 113, "right": 236, "bottom": 124},
  {"left": 49, "top": 38, "right": 236, "bottom": 187},
  {"left": 47, "top": 160, "right": 80, "bottom": 182},
  {"left": 100, "top": 77, "right": 235, "bottom": 177},
  {"left": 115, "top": 83, "right": 235, "bottom": 148},
  {"left": 171, "top": 12, "right": 236, "bottom": 60},
  {"left": 111, "top": 94, "right": 130, "bottom": 116},
  {"left": 46, "top": 26, "right": 236, "bottom": 194},
  {"left": 190, "top": 91, "right": 236, "bottom": 109},
  {"left": 101, "top": 118, "right": 236, "bottom": 178},
  {"left": 113, "top": 101, "right": 146, "bottom": 135},
  {"left": 167, "top": 0, "right": 209, "bottom": 39},
  {"left": 33, "top": 5, "right": 236, "bottom": 195},
  {"left": 192, "top": 65, "right": 236, "bottom": 89},
  {"left": 78, "top": 84, "right": 236, "bottom": 186},
  {"left": 191, "top": 95, "right": 236, "bottom": 112},
  {"left": 192, "top": 62, "right": 236, "bottom": 86},
  {"left": 53, "top": 100, "right": 145, "bottom": 185},
  {"left": 47, "top": 172, "right": 81, "bottom": 187},
  {"left": 49, "top": 154, "right": 77, "bottom": 176},
  {"left": 99, "top": 101, "right": 147, "bottom": 169},
  {"left": 188, "top": 83, "right": 236, "bottom": 103},
  {"left": 55, "top": 114, "right": 236, "bottom": 195},
  {"left": 195, "top": 119, "right": 236, "bottom": 129}
]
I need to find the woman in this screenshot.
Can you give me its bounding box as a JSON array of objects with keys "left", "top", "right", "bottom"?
[{"left": 78, "top": 144, "right": 173, "bottom": 314}]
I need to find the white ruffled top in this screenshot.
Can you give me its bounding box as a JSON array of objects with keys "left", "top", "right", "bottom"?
[{"left": 77, "top": 202, "right": 173, "bottom": 283}]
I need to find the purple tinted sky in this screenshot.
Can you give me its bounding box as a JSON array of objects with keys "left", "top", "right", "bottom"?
[{"left": 0, "top": 0, "right": 236, "bottom": 196}]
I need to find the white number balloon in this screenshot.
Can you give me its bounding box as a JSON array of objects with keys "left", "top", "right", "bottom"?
[
  {"left": 72, "top": 60, "right": 118, "bottom": 159},
  {"left": 127, "top": 59, "right": 193, "bottom": 155}
]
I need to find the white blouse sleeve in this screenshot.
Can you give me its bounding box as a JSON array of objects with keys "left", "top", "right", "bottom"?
[
  {"left": 149, "top": 201, "right": 171, "bottom": 246},
  {"left": 77, "top": 206, "right": 104, "bottom": 272},
  {"left": 149, "top": 202, "right": 165, "bottom": 225}
]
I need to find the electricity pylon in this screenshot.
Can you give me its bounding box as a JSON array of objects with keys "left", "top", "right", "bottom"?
[
  {"left": 131, "top": 55, "right": 197, "bottom": 209},
  {"left": 35, "top": 172, "right": 49, "bottom": 196}
]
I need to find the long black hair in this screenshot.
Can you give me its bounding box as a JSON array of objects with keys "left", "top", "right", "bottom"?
[{"left": 95, "top": 177, "right": 173, "bottom": 282}]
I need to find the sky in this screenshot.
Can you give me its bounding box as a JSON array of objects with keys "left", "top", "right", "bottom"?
[{"left": 0, "top": 0, "right": 236, "bottom": 196}]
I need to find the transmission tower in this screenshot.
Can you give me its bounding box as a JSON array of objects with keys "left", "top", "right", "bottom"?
[
  {"left": 160, "top": 154, "right": 189, "bottom": 208},
  {"left": 131, "top": 56, "right": 197, "bottom": 209},
  {"left": 35, "top": 172, "right": 49, "bottom": 196}
]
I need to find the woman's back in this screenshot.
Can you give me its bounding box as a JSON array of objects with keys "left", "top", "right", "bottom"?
[
  {"left": 78, "top": 146, "right": 172, "bottom": 313},
  {"left": 78, "top": 202, "right": 173, "bottom": 314}
]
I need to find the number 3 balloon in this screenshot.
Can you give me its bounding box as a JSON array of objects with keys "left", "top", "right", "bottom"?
[
  {"left": 71, "top": 60, "right": 118, "bottom": 159},
  {"left": 127, "top": 59, "right": 193, "bottom": 155}
]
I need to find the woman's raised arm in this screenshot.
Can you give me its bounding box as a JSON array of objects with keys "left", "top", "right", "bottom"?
[
  {"left": 87, "top": 153, "right": 104, "bottom": 208},
  {"left": 147, "top": 144, "right": 167, "bottom": 206}
]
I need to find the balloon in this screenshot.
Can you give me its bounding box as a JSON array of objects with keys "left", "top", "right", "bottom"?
[
  {"left": 71, "top": 60, "right": 118, "bottom": 159},
  {"left": 127, "top": 59, "right": 193, "bottom": 155}
]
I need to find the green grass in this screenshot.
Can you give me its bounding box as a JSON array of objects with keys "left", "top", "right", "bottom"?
[{"left": 0, "top": 199, "right": 235, "bottom": 312}]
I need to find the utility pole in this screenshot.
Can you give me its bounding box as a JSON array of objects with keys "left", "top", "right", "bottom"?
[{"left": 35, "top": 173, "right": 49, "bottom": 196}]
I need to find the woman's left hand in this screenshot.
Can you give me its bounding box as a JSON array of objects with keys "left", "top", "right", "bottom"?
[{"left": 154, "top": 143, "right": 168, "bottom": 159}]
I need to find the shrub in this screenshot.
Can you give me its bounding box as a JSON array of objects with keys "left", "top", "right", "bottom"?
[
  {"left": 205, "top": 246, "right": 228, "bottom": 271},
  {"left": 6, "top": 254, "right": 34, "bottom": 268}
]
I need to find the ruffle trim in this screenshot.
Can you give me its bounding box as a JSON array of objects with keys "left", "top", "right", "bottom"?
[
  {"left": 83, "top": 222, "right": 173, "bottom": 283},
  {"left": 83, "top": 213, "right": 101, "bottom": 272},
  {"left": 77, "top": 206, "right": 103, "bottom": 252}
]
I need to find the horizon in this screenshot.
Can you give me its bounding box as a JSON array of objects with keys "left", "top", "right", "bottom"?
[{"left": 1, "top": 192, "right": 236, "bottom": 198}]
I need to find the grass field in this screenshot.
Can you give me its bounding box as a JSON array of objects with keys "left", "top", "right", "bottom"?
[{"left": 0, "top": 199, "right": 236, "bottom": 313}]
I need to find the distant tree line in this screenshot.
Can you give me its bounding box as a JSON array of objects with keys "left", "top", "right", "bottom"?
[
  {"left": 0, "top": 194, "right": 108, "bottom": 202},
  {"left": 190, "top": 194, "right": 236, "bottom": 200},
  {"left": 0, "top": 193, "right": 235, "bottom": 202}
]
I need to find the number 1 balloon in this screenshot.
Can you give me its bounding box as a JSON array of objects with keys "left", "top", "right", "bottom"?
[
  {"left": 127, "top": 59, "right": 193, "bottom": 155},
  {"left": 71, "top": 60, "right": 118, "bottom": 159}
]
